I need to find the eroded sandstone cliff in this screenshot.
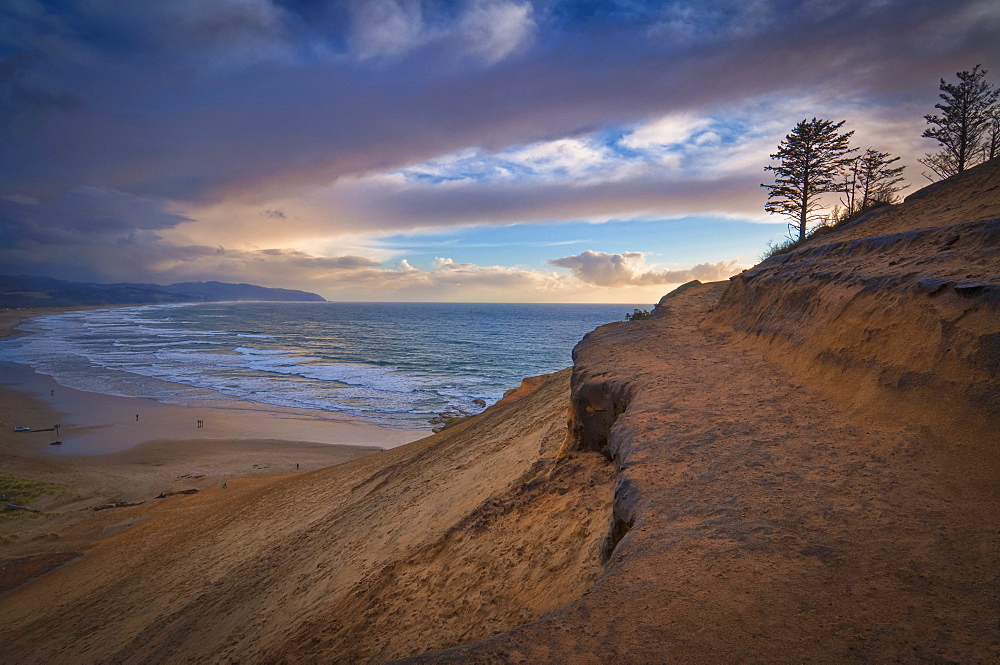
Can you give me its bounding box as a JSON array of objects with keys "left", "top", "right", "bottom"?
[{"left": 398, "top": 160, "right": 999, "bottom": 663}]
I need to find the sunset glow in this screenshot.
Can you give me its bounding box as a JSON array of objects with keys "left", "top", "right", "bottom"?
[{"left": 3, "top": 1, "right": 997, "bottom": 301}]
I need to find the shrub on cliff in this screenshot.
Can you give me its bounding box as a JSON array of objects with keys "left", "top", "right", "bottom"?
[
  {"left": 626, "top": 309, "right": 652, "bottom": 321},
  {"left": 760, "top": 222, "right": 837, "bottom": 260}
]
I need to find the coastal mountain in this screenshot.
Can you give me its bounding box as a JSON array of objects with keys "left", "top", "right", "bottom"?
[
  {"left": 0, "top": 275, "right": 325, "bottom": 308},
  {"left": 155, "top": 281, "right": 327, "bottom": 303},
  {"left": 1, "top": 160, "right": 997, "bottom": 663}
]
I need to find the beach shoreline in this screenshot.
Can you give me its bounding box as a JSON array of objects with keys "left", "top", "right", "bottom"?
[
  {"left": 0, "top": 305, "right": 425, "bottom": 561},
  {"left": 1, "top": 303, "right": 422, "bottom": 452}
]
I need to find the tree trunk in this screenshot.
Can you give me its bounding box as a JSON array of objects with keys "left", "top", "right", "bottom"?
[{"left": 798, "top": 190, "right": 808, "bottom": 241}]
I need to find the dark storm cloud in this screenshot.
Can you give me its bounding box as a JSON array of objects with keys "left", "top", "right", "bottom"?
[
  {"left": 0, "top": 188, "right": 378, "bottom": 283},
  {"left": 0, "top": 187, "right": 204, "bottom": 281},
  {"left": 0, "top": 187, "right": 190, "bottom": 253},
  {"left": 1, "top": 0, "right": 997, "bottom": 287},
  {"left": 0, "top": 53, "right": 83, "bottom": 135},
  {"left": 3, "top": 0, "right": 997, "bottom": 202}
]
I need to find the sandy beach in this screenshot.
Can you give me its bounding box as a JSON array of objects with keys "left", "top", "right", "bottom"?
[{"left": 0, "top": 306, "right": 422, "bottom": 558}]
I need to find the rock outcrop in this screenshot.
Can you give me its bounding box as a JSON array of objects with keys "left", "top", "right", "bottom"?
[{"left": 707, "top": 167, "right": 999, "bottom": 441}]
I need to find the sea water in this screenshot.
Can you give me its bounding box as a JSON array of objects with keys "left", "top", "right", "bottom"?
[{"left": 0, "top": 302, "right": 646, "bottom": 428}]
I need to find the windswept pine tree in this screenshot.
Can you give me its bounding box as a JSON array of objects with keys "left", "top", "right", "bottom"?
[
  {"left": 982, "top": 110, "right": 1000, "bottom": 163},
  {"left": 842, "top": 148, "right": 907, "bottom": 217},
  {"left": 920, "top": 64, "right": 999, "bottom": 179},
  {"left": 762, "top": 118, "right": 855, "bottom": 241}
]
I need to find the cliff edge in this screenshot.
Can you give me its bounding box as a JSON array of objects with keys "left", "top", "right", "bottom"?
[{"left": 399, "top": 160, "right": 999, "bottom": 663}]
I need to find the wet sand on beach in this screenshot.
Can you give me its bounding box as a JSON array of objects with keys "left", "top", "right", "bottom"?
[{"left": 0, "top": 306, "right": 422, "bottom": 560}]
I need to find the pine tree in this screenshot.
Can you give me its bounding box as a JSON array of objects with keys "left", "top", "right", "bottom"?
[
  {"left": 982, "top": 110, "right": 1000, "bottom": 163},
  {"left": 919, "top": 150, "right": 959, "bottom": 182},
  {"left": 841, "top": 155, "right": 859, "bottom": 218},
  {"left": 920, "top": 64, "right": 999, "bottom": 179},
  {"left": 762, "top": 118, "right": 855, "bottom": 241},
  {"left": 854, "top": 148, "right": 907, "bottom": 212},
  {"left": 840, "top": 148, "right": 907, "bottom": 218}
]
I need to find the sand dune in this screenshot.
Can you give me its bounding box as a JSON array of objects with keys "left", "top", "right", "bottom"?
[{"left": 1, "top": 369, "right": 614, "bottom": 664}]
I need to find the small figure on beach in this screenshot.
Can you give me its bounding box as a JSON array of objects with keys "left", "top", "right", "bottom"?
[
  {"left": 136, "top": 414, "right": 139, "bottom": 421},
  {"left": 296, "top": 463, "right": 300, "bottom": 470},
  {"left": 197, "top": 419, "right": 204, "bottom": 429},
  {"left": 50, "top": 390, "right": 54, "bottom": 396},
  {"left": 221, "top": 482, "right": 227, "bottom": 489}
]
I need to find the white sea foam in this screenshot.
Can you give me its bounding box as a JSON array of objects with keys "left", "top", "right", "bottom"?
[
  {"left": 0, "top": 301, "right": 640, "bottom": 427},
  {"left": 233, "top": 346, "right": 289, "bottom": 355}
]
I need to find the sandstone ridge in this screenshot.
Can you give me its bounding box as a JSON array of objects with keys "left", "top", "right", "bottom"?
[{"left": 398, "top": 159, "right": 999, "bottom": 663}]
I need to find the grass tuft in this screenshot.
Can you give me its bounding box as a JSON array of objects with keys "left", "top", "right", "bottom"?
[{"left": 0, "top": 474, "right": 62, "bottom": 520}]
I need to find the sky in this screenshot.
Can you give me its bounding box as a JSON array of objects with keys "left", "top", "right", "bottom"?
[{"left": 1, "top": 0, "right": 997, "bottom": 303}]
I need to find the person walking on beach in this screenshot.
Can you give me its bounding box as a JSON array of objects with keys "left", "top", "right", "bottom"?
[{"left": 136, "top": 414, "right": 139, "bottom": 421}]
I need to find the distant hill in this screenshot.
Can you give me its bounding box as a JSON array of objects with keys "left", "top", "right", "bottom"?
[
  {"left": 159, "top": 281, "right": 326, "bottom": 303},
  {"left": 0, "top": 275, "right": 326, "bottom": 308}
]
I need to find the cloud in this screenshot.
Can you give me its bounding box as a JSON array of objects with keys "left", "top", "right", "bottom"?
[
  {"left": 0, "top": 187, "right": 379, "bottom": 284},
  {"left": 550, "top": 250, "right": 742, "bottom": 287},
  {"left": 459, "top": 0, "right": 536, "bottom": 64},
  {"left": 346, "top": 0, "right": 535, "bottom": 63},
  {"left": 153, "top": 249, "right": 575, "bottom": 303},
  {"left": 361, "top": 87, "right": 953, "bottom": 233},
  {"left": 348, "top": 0, "right": 426, "bottom": 59},
  {"left": 2, "top": 0, "right": 998, "bottom": 299},
  {"left": 0, "top": 187, "right": 190, "bottom": 244},
  {"left": 0, "top": 187, "right": 197, "bottom": 281},
  {"left": 0, "top": 185, "right": 570, "bottom": 300},
  {"left": 0, "top": 53, "right": 84, "bottom": 136},
  {"left": 310, "top": 170, "right": 765, "bottom": 233},
  {"left": 387, "top": 89, "right": 926, "bottom": 189},
  {"left": 0, "top": 194, "right": 385, "bottom": 287},
  {"left": 160, "top": 0, "right": 294, "bottom": 63},
  {"left": 0, "top": 182, "right": 732, "bottom": 302},
  {"left": 549, "top": 250, "right": 647, "bottom": 287},
  {"left": 4, "top": 0, "right": 997, "bottom": 206},
  {"left": 618, "top": 112, "right": 714, "bottom": 151}
]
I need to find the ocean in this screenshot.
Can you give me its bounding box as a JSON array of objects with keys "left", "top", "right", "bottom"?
[{"left": 0, "top": 302, "right": 645, "bottom": 429}]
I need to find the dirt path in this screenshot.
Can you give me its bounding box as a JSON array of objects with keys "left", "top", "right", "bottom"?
[{"left": 402, "top": 281, "right": 998, "bottom": 664}]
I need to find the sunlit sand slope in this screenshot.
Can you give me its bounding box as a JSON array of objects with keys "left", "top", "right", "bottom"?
[{"left": 0, "top": 369, "right": 614, "bottom": 664}]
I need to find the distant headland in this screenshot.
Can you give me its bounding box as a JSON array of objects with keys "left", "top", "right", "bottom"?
[{"left": 0, "top": 275, "right": 326, "bottom": 308}]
